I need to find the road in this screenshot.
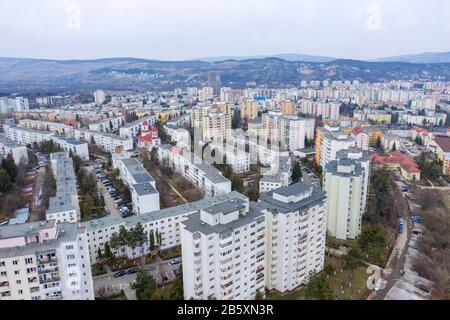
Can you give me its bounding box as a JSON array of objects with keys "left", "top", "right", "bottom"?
[
  {"left": 369, "top": 176, "right": 412, "bottom": 300},
  {"left": 83, "top": 163, "right": 120, "bottom": 216},
  {"left": 93, "top": 256, "right": 181, "bottom": 300}
]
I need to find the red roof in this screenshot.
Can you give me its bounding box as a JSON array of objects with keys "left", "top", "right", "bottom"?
[
  {"left": 434, "top": 135, "right": 450, "bottom": 152},
  {"left": 151, "top": 127, "right": 158, "bottom": 132},
  {"left": 142, "top": 120, "right": 149, "bottom": 126},
  {"left": 137, "top": 135, "right": 160, "bottom": 142},
  {"left": 351, "top": 126, "right": 363, "bottom": 136},
  {"left": 372, "top": 152, "right": 420, "bottom": 173}
]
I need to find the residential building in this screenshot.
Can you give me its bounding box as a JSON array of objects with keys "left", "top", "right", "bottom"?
[
  {"left": 240, "top": 100, "right": 259, "bottom": 120},
  {"left": 119, "top": 115, "right": 156, "bottom": 139},
  {"left": 88, "top": 116, "right": 124, "bottom": 133},
  {"left": 181, "top": 197, "right": 266, "bottom": 300},
  {"left": 0, "top": 134, "right": 28, "bottom": 165},
  {"left": 261, "top": 182, "right": 327, "bottom": 292},
  {"left": 259, "top": 156, "right": 292, "bottom": 193},
  {"left": 0, "top": 220, "right": 94, "bottom": 300},
  {"left": 46, "top": 153, "right": 80, "bottom": 223},
  {"left": 372, "top": 152, "right": 421, "bottom": 181},
  {"left": 323, "top": 156, "right": 367, "bottom": 240},
  {"left": 73, "top": 128, "right": 133, "bottom": 152},
  {"left": 319, "top": 129, "right": 356, "bottom": 169},
  {"left": 158, "top": 144, "right": 231, "bottom": 197},
  {"left": 114, "top": 157, "right": 160, "bottom": 215}
]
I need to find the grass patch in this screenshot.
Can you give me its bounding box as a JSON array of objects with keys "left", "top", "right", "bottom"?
[
  {"left": 266, "top": 256, "right": 371, "bottom": 300},
  {"left": 159, "top": 246, "right": 181, "bottom": 261}
]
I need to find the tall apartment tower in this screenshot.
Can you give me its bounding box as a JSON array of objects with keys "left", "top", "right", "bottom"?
[
  {"left": 181, "top": 197, "right": 266, "bottom": 300},
  {"left": 323, "top": 155, "right": 368, "bottom": 240},
  {"left": 0, "top": 221, "right": 94, "bottom": 300},
  {"left": 260, "top": 182, "right": 327, "bottom": 292},
  {"left": 207, "top": 72, "right": 221, "bottom": 96}
]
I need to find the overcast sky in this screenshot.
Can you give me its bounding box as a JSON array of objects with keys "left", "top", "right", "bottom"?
[{"left": 1, "top": 0, "right": 449, "bottom": 61}]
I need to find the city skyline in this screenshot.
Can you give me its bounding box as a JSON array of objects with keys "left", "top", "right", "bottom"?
[{"left": 0, "top": 0, "right": 449, "bottom": 61}]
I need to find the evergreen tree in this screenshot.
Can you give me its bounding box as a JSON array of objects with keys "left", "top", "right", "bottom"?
[
  {"left": 1, "top": 154, "right": 17, "bottom": 182},
  {"left": 291, "top": 161, "right": 302, "bottom": 184}
]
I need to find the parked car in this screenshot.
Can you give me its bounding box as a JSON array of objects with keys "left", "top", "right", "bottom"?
[
  {"left": 127, "top": 267, "right": 140, "bottom": 274},
  {"left": 169, "top": 258, "right": 182, "bottom": 265},
  {"left": 145, "top": 265, "right": 157, "bottom": 271},
  {"left": 114, "top": 270, "right": 127, "bottom": 278}
]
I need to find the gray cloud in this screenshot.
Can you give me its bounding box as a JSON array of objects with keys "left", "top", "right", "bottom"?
[{"left": 0, "top": 0, "right": 448, "bottom": 60}]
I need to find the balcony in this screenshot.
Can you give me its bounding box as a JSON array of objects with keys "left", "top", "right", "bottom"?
[
  {"left": 40, "top": 276, "right": 60, "bottom": 284},
  {"left": 38, "top": 266, "right": 59, "bottom": 274},
  {"left": 0, "top": 281, "right": 9, "bottom": 288}
]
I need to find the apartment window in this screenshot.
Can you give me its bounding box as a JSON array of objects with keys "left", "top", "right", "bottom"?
[
  {"left": 67, "top": 255, "right": 75, "bottom": 260},
  {"left": 0, "top": 261, "right": 5, "bottom": 267},
  {"left": 14, "top": 270, "right": 20, "bottom": 275},
  {"left": 66, "top": 245, "right": 74, "bottom": 250},
  {"left": 12, "top": 260, "right": 18, "bottom": 265},
  {"left": 0, "top": 271, "right": 6, "bottom": 277},
  {"left": 25, "top": 258, "right": 33, "bottom": 264},
  {"left": 16, "top": 280, "right": 21, "bottom": 285}
]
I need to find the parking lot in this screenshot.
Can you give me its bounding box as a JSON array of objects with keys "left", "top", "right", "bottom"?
[
  {"left": 90, "top": 160, "right": 132, "bottom": 218},
  {"left": 300, "top": 163, "right": 320, "bottom": 187},
  {"left": 93, "top": 256, "right": 182, "bottom": 300}
]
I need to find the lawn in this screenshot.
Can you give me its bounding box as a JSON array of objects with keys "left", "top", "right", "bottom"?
[
  {"left": 266, "top": 256, "right": 371, "bottom": 300},
  {"left": 159, "top": 246, "right": 181, "bottom": 261}
]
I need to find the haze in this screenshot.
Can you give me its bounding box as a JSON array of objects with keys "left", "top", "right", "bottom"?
[{"left": 0, "top": 0, "right": 449, "bottom": 61}]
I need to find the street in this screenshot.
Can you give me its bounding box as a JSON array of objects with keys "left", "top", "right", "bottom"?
[
  {"left": 93, "top": 256, "right": 182, "bottom": 300},
  {"left": 369, "top": 174, "right": 412, "bottom": 300}
]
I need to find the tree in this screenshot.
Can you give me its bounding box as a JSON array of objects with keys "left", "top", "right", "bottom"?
[
  {"left": 291, "top": 161, "right": 302, "bottom": 184},
  {"left": 344, "top": 246, "right": 363, "bottom": 272},
  {"left": 247, "top": 188, "right": 260, "bottom": 202},
  {"left": 0, "top": 168, "right": 13, "bottom": 193},
  {"left": 149, "top": 230, "right": 155, "bottom": 252},
  {"left": 104, "top": 242, "right": 113, "bottom": 259},
  {"left": 304, "top": 274, "right": 335, "bottom": 300},
  {"left": 97, "top": 247, "right": 103, "bottom": 261},
  {"left": 1, "top": 154, "right": 17, "bottom": 182},
  {"left": 392, "top": 142, "right": 397, "bottom": 151},
  {"left": 324, "top": 264, "right": 335, "bottom": 276},
  {"left": 134, "top": 270, "right": 157, "bottom": 300}
]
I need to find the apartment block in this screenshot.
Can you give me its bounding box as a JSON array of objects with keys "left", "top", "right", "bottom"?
[
  {"left": 324, "top": 156, "right": 367, "bottom": 240},
  {"left": 261, "top": 182, "right": 327, "bottom": 292},
  {"left": 82, "top": 192, "right": 247, "bottom": 264},
  {"left": 0, "top": 220, "right": 94, "bottom": 300},
  {"left": 259, "top": 156, "right": 292, "bottom": 193},
  {"left": 0, "top": 134, "right": 28, "bottom": 165},
  {"left": 73, "top": 128, "right": 133, "bottom": 152},
  {"left": 158, "top": 144, "right": 231, "bottom": 197},
  {"left": 113, "top": 156, "right": 160, "bottom": 215},
  {"left": 88, "top": 116, "right": 125, "bottom": 133},
  {"left": 46, "top": 153, "right": 80, "bottom": 223},
  {"left": 181, "top": 197, "right": 266, "bottom": 300},
  {"left": 119, "top": 115, "right": 156, "bottom": 139},
  {"left": 240, "top": 100, "right": 259, "bottom": 120}
]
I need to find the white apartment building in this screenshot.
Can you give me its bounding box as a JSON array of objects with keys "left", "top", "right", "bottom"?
[
  {"left": 323, "top": 155, "right": 368, "bottom": 240},
  {"left": 400, "top": 112, "right": 447, "bottom": 127},
  {"left": 113, "top": 156, "right": 160, "bottom": 215},
  {"left": 260, "top": 182, "right": 327, "bottom": 292},
  {"left": 202, "top": 112, "right": 232, "bottom": 142},
  {"left": 261, "top": 112, "right": 312, "bottom": 151},
  {"left": 94, "top": 90, "right": 106, "bottom": 106},
  {"left": 73, "top": 128, "right": 133, "bottom": 152},
  {"left": 163, "top": 125, "right": 191, "bottom": 149},
  {"left": 298, "top": 99, "right": 340, "bottom": 120},
  {"left": 320, "top": 130, "right": 356, "bottom": 169},
  {"left": 259, "top": 156, "right": 292, "bottom": 193},
  {"left": 0, "top": 220, "right": 94, "bottom": 300},
  {"left": 88, "top": 116, "right": 124, "bottom": 133},
  {"left": 3, "top": 124, "right": 55, "bottom": 146},
  {"left": 0, "top": 134, "right": 28, "bottom": 165},
  {"left": 19, "top": 119, "right": 75, "bottom": 137},
  {"left": 82, "top": 192, "right": 247, "bottom": 264},
  {"left": 208, "top": 142, "right": 250, "bottom": 173},
  {"left": 119, "top": 115, "right": 156, "bottom": 139},
  {"left": 181, "top": 197, "right": 266, "bottom": 300},
  {"left": 52, "top": 136, "right": 89, "bottom": 161},
  {"left": 166, "top": 114, "right": 190, "bottom": 128},
  {"left": 158, "top": 144, "right": 232, "bottom": 197},
  {"left": 0, "top": 97, "right": 29, "bottom": 113},
  {"left": 46, "top": 153, "right": 80, "bottom": 223}
]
